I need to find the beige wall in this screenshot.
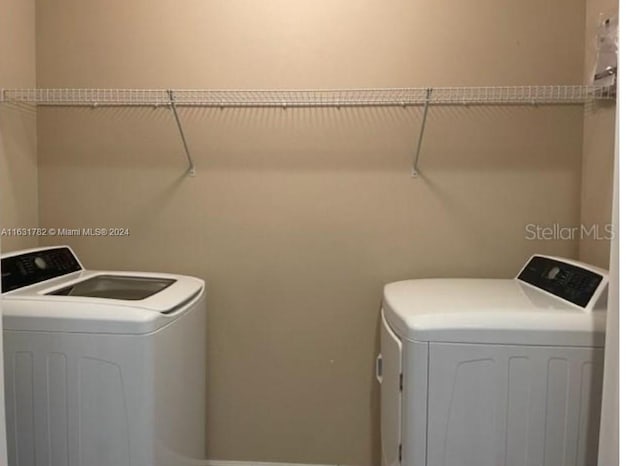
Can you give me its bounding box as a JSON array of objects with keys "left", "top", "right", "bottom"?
[
  {"left": 579, "top": 0, "right": 617, "bottom": 268},
  {"left": 35, "top": 1, "right": 587, "bottom": 464},
  {"left": 0, "top": 0, "right": 38, "bottom": 250}
]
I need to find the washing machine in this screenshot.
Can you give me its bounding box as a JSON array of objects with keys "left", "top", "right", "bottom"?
[
  {"left": 378, "top": 255, "right": 609, "bottom": 466},
  {"left": 1, "top": 246, "right": 206, "bottom": 466}
]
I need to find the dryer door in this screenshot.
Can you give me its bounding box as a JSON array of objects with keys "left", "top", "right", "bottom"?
[{"left": 380, "top": 311, "right": 403, "bottom": 466}]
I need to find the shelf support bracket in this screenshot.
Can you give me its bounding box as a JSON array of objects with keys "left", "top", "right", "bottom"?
[
  {"left": 411, "top": 88, "right": 433, "bottom": 177},
  {"left": 167, "top": 89, "right": 196, "bottom": 176}
]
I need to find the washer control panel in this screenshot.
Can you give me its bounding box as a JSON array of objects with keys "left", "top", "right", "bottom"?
[
  {"left": 517, "top": 255, "right": 605, "bottom": 308},
  {"left": 1, "top": 247, "right": 82, "bottom": 293}
]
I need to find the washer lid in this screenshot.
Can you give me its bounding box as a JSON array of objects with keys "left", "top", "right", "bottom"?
[
  {"left": 2, "top": 270, "right": 205, "bottom": 334},
  {"left": 47, "top": 275, "right": 177, "bottom": 300},
  {"left": 382, "top": 279, "right": 606, "bottom": 347}
]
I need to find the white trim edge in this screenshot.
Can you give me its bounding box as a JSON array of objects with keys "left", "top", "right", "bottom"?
[{"left": 209, "top": 461, "right": 341, "bottom": 466}]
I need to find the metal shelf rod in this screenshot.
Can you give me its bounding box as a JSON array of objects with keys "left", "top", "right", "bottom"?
[
  {"left": 167, "top": 89, "right": 196, "bottom": 177},
  {"left": 412, "top": 88, "right": 433, "bottom": 177}
]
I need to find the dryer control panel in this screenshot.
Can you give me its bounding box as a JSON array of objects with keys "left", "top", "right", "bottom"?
[
  {"left": 517, "top": 255, "right": 606, "bottom": 308},
  {"left": 1, "top": 247, "right": 82, "bottom": 293}
]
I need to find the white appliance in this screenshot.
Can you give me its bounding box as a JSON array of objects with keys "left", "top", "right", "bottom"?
[
  {"left": 378, "top": 255, "right": 608, "bottom": 466},
  {"left": 1, "top": 246, "right": 206, "bottom": 466}
]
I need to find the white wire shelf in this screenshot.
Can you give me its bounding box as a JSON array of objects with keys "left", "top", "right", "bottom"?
[
  {"left": 0, "top": 85, "right": 615, "bottom": 178},
  {"left": 1, "top": 85, "right": 615, "bottom": 107}
]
